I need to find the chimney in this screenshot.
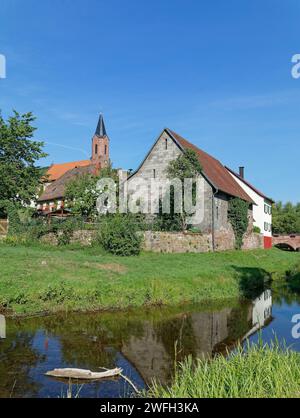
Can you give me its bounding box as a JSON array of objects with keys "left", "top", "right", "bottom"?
[{"left": 239, "top": 167, "right": 245, "bottom": 179}]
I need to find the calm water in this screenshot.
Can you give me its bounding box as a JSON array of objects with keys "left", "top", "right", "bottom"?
[{"left": 1, "top": 288, "right": 300, "bottom": 398}]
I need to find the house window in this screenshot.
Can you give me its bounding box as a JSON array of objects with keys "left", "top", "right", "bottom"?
[
  {"left": 264, "top": 222, "right": 268, "bottom": 232},
  {"left": 95, "top": 144, "right": 98, "bottom": 155},
  {"left": 165, "top": 138, "right": 168, "bottom": 150},
  {"left": 105, "top": 145, "right": 107, "bottom": 155},
  {"left": 264, "top": 204, "right": 268, "bottom": 214},
  {"left": 153, "top": 169, "right": 156, "bottom": 178}
]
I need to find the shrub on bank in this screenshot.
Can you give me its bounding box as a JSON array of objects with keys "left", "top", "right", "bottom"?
[
  {"left": 97, "top": 214, "right": 142, "bottom": 256},
  {"left": 148, "top": 342, "right": 300, "bottom": 398},
  {"left": 3, "top": 217, "right": 98, "bottom": 246}
]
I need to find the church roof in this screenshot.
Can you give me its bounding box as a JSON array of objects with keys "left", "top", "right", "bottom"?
[{"left": 95, "top": 114, "right": 107, "bottom": 138}]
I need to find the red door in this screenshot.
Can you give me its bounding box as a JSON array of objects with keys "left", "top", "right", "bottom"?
[{"left": 264, "top": 236, "right": 273, "bottom": 249}]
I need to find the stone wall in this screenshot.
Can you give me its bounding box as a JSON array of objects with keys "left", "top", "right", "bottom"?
[
  {"left": 41, "top": 229, "right": 96, "bottom": 246},
  {"left": 242, "top": 232, "right": 264, "bottom": 250},
  {"left": 142, "top": 230, "right": 263, "bottom": 253},
  {"left": 40, "top": 228, "right": 263, "bottom": 253},
  {"left": 142, "top": 231, "right": 212, "bottom": 253}
]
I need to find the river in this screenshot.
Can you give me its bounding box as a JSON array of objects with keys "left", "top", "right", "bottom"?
[{"left": 0, "top": 287, "right": 300, "bottom": 398}]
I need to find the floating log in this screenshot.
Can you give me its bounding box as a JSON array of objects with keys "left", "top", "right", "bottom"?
[{"left": 45, "top": 367, "right": 122, "bottom": 380}]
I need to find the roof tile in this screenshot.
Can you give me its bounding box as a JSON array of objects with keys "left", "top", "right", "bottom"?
[{"left": 167, "top": 129, "right": 254, "bottom": 203}]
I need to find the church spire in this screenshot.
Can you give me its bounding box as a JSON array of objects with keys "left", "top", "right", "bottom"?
[
  {"left": 95, "top": 113, "right": 107, "bottom": 138},
  {"left": 91, "top": 114, "right": 110, "bottom": 167}
]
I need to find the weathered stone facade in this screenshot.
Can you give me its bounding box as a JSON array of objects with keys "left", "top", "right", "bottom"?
[
  {"left": 142, "top": 230, "right": 263, "bottom": 253},
  {"left": 127, "top": 130, "right": 254, "bottom": 236}
]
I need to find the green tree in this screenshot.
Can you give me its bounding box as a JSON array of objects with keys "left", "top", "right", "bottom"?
[
  {"left": 65, "top": 164, "right": 119, "bottom": 219},
  {"left": 167, "top": 148, "right": 202, "bottom": 181},
  {"left": 164, "top": 149, "right": 202, "bottom": 231},
  {"left": 65, "top": 173, "right": 99, "bottom": 219},
  {"left": 0, "top": 111, "right": 47, "bottom": 207},
  {"left": 272, "top": 201, "right": 300, "bottom": 234}
]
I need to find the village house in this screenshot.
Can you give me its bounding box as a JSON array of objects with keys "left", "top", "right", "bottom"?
[
  {"left": 226, "top": 166, "right": 274, "bottom": 249},
  {"left": 37, "top": 114, "right": 110, "bottom": 213},
  {"left": 127, "top": 128, "right": 260, "bottom": 251},
  {"left": 37, "top": 116, "right": 273, "bottom": 251}
]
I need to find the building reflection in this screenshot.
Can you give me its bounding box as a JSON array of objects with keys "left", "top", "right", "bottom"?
[
  {"left": 121, "top": 291, "right": 273, "bottom": 385},
  {"left": 242, "top": 289, "right": 273, "bottom": 340}
]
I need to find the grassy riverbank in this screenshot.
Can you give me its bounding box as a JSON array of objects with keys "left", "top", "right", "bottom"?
[
  {"left": 149, "top": 343, "right": 300, "bottom": 398},
  {"left": 0, "top": 243, "right": 299, "bottom": 315}
]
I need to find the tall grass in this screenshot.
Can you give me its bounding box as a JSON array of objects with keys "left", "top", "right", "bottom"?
[{"left": 149, "top": 342, "right": 300, "bottom": 398}]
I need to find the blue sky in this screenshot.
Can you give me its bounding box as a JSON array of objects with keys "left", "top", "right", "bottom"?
[{"left": 0, "top": 0, "right": 299, "bottom": 203}]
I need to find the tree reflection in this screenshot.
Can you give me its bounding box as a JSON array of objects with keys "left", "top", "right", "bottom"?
[{"left": 0, "top": 331, "right": 45, "bottom": 397}]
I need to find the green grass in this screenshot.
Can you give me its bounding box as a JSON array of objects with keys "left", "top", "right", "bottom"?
[
  {"left": 148, "top": 342, "right": 300, "bottom": 398},
  {"left": 0, "top": 243, "right": 299, "bottom": 315}
]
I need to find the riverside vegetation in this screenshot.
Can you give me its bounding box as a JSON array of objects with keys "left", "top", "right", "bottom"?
[
  {"left": 0, "top": 242, "right": 299, "bottom": 315},
  {"left": 148, "top": 341, "right": 300, "bottom": 398}
]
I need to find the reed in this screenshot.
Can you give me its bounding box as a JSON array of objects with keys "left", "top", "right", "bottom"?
[{"left": 149, "top": 341, "right": 300, "bottom": 398}]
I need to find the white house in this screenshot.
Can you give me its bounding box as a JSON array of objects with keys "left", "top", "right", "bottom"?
[{"left": 226, "top": 167, "right": 274, "bottom": 249}]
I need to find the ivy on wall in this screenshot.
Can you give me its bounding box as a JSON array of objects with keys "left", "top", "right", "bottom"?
[
  {"left": 228, "top": 198, "right": 249, "bottom": 250},
  {"left": 0, "top": 200, "right": 20, "bottom": 235}
]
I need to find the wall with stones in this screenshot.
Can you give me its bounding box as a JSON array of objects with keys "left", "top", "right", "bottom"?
[
  {"left": 242, "top": 232, "right": 264, "bottom": 250},
  {"left": 142, "top": 230, "right": 263, "bottom": 253},
  {"left": 142, "top": 231, "right": 212, "bottom": 253},
  {"left": 40, "top": 229, "right": 96, "bottom": 246},
  {"left": 39, "top": 227, "right": 262, "bottom": 252}
]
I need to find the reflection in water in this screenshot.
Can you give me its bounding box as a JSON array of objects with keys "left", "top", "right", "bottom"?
[
  {"left": 243, "top": 290, "right": 272, "bottom": 340},
  {"left": 0, "top": 289, "right": 297, "bottom": 398}
]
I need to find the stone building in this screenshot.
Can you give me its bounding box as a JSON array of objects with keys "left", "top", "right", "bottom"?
[{"left": 127, "top": 128, "right": 256, "bottom": 250}]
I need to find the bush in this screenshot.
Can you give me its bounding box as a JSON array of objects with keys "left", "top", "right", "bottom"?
[
  {"left": 3, "top": 217, "right": 90, "bottom": 246},
  {"left": 253, "top": 226, "right": 261, "bottom": 234},
  {"left": 97, "top": 214, "right": 142, "bottom": 256}
]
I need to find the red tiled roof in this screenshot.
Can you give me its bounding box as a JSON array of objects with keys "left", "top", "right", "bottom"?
[
  {"left": 45, "top": 160, "right": 91, "bottom": 182},
  {"left": 225, "top": 166, "right": 274, "bottom": 203},
  {"left": 39, "top": 164, "right": 98, "bottom": 202},
  {"left": 167, "top": 129, "right": 254, "bottom": 203}
]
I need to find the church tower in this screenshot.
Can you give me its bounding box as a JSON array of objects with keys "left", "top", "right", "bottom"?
[{"left": 91, "top": 114, "right": 110, "bottom": 168}]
